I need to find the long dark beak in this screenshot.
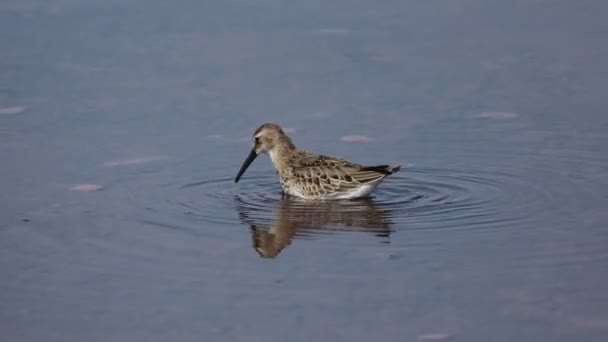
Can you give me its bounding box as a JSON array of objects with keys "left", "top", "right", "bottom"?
[{"left": 235, "top": 149, "right": 258, "bottom": 183}]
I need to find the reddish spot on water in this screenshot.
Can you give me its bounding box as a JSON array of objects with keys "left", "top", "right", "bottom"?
[
  {"left": 476, "top": 112, "right": 519, "bottom": 119},
  {"left": 206, "top": 134, "right": 224, "bottom": 140},
  {"left": 104, "top": 156, "right": 168, "bottom": 167},
  {"left": 571, "top": 317, "right": 608, "bottom": 329},
  {"left": 0, "top": 106, "right": 25, "bottom": 115},
  {"left": 70, "top": 184, "right": 104, "bottom": 192},
  {"left": 311, "top": 28, "right": 350, "bottom": 35},
  {"left": 340, "top": 135, "right": 372, "bottom": 142},
  {"left": 418, "top": 333, "right": 452, "bottom": 341}
]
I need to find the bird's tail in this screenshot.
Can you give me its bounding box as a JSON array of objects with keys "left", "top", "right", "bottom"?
[
  {"left": 388, "top": 165, "right": 401, "bottom": 174},
  {"left": 361, "top": 164, "right": 402, "bottom": 175}
]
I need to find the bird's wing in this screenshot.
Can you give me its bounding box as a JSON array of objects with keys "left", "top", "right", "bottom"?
[
  {"left": 286, "top": 151, "right": 401, "bottom": 193},
  {"left": 288, "top": 163, "right": 396, "bottom": 194}
]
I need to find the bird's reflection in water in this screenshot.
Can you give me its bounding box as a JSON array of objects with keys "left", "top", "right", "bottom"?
[{"left": 235, "top": 195, "right": 392, "bottom": 258}]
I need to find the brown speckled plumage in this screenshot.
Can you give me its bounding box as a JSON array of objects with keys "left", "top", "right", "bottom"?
[{"left": 235, "top": 123, "right": 401, "bottom": 199}]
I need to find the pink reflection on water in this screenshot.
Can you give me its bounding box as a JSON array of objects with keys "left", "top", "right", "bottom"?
[
  {"left": 476, "top": 112, "right": 519, "bottom": 119},
  {"left": 104, "top": 156, "right": 168, "bottom": 167},
  {"left": 418, "top": 333, "right": 452, "bottom": 341},
  {"left": 0, "top": 106, "right": 25, "bottom": 115},
  {"left": 70, "top": 184, "right": 103, "bottom": 192},
  {"left": 571, "top": 316, "right": 608, "bottom": 329},
  {"left": 340, "top": 135, "right": 372, "bottom": 142}
]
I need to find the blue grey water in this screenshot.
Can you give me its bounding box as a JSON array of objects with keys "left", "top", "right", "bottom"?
[{"left": 1, "top": 0, "right": 608, "bottom": 341}]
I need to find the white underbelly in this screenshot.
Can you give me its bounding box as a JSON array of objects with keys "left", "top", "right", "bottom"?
[{"left": 283, "top": 179, "right": 383, "bottom": 200}]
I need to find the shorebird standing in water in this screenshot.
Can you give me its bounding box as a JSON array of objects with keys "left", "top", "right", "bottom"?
[{"left": 234, "top": 123, "right": 401, "bottom": 200}]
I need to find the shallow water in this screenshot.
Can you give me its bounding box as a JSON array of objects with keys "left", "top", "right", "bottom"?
[{"left": 2, "top": 0, "right": 608, "bottom": 341}]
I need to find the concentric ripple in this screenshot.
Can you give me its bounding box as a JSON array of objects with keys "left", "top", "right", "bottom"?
[
  {"left": 162, "top": 167, "right": 549, "bottom": 232},
  {"left": 374, "top": 167, "right": 545, "bottom": 230}
]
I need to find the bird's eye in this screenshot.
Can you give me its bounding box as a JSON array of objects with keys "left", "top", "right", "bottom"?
[{"left": 254, "top": 137, "right": 260, "bottom": 144}]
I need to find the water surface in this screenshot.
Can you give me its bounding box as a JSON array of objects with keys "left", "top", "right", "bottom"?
[{"left": 2, "top": 0, "right": 608, "bottom": 341}]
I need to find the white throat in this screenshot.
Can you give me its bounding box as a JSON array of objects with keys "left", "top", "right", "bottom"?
[{"left": 268, "top": 148, "right": 280, "bottom": 168}]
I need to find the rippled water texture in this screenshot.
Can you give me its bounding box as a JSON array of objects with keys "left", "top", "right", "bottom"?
[
  {"left": 171, "top": 166, "right": 541, "bottom": 259},
  {"left": 2, "top": 0, "right": 608, "bottom": 341}
]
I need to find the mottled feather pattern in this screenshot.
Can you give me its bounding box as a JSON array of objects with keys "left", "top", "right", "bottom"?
[
  {"left": 235, "top": 123, "right": 401, "bottom": 199},
  {"left": 280, "top": 150, "right": 400, "bottom": 198}
]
